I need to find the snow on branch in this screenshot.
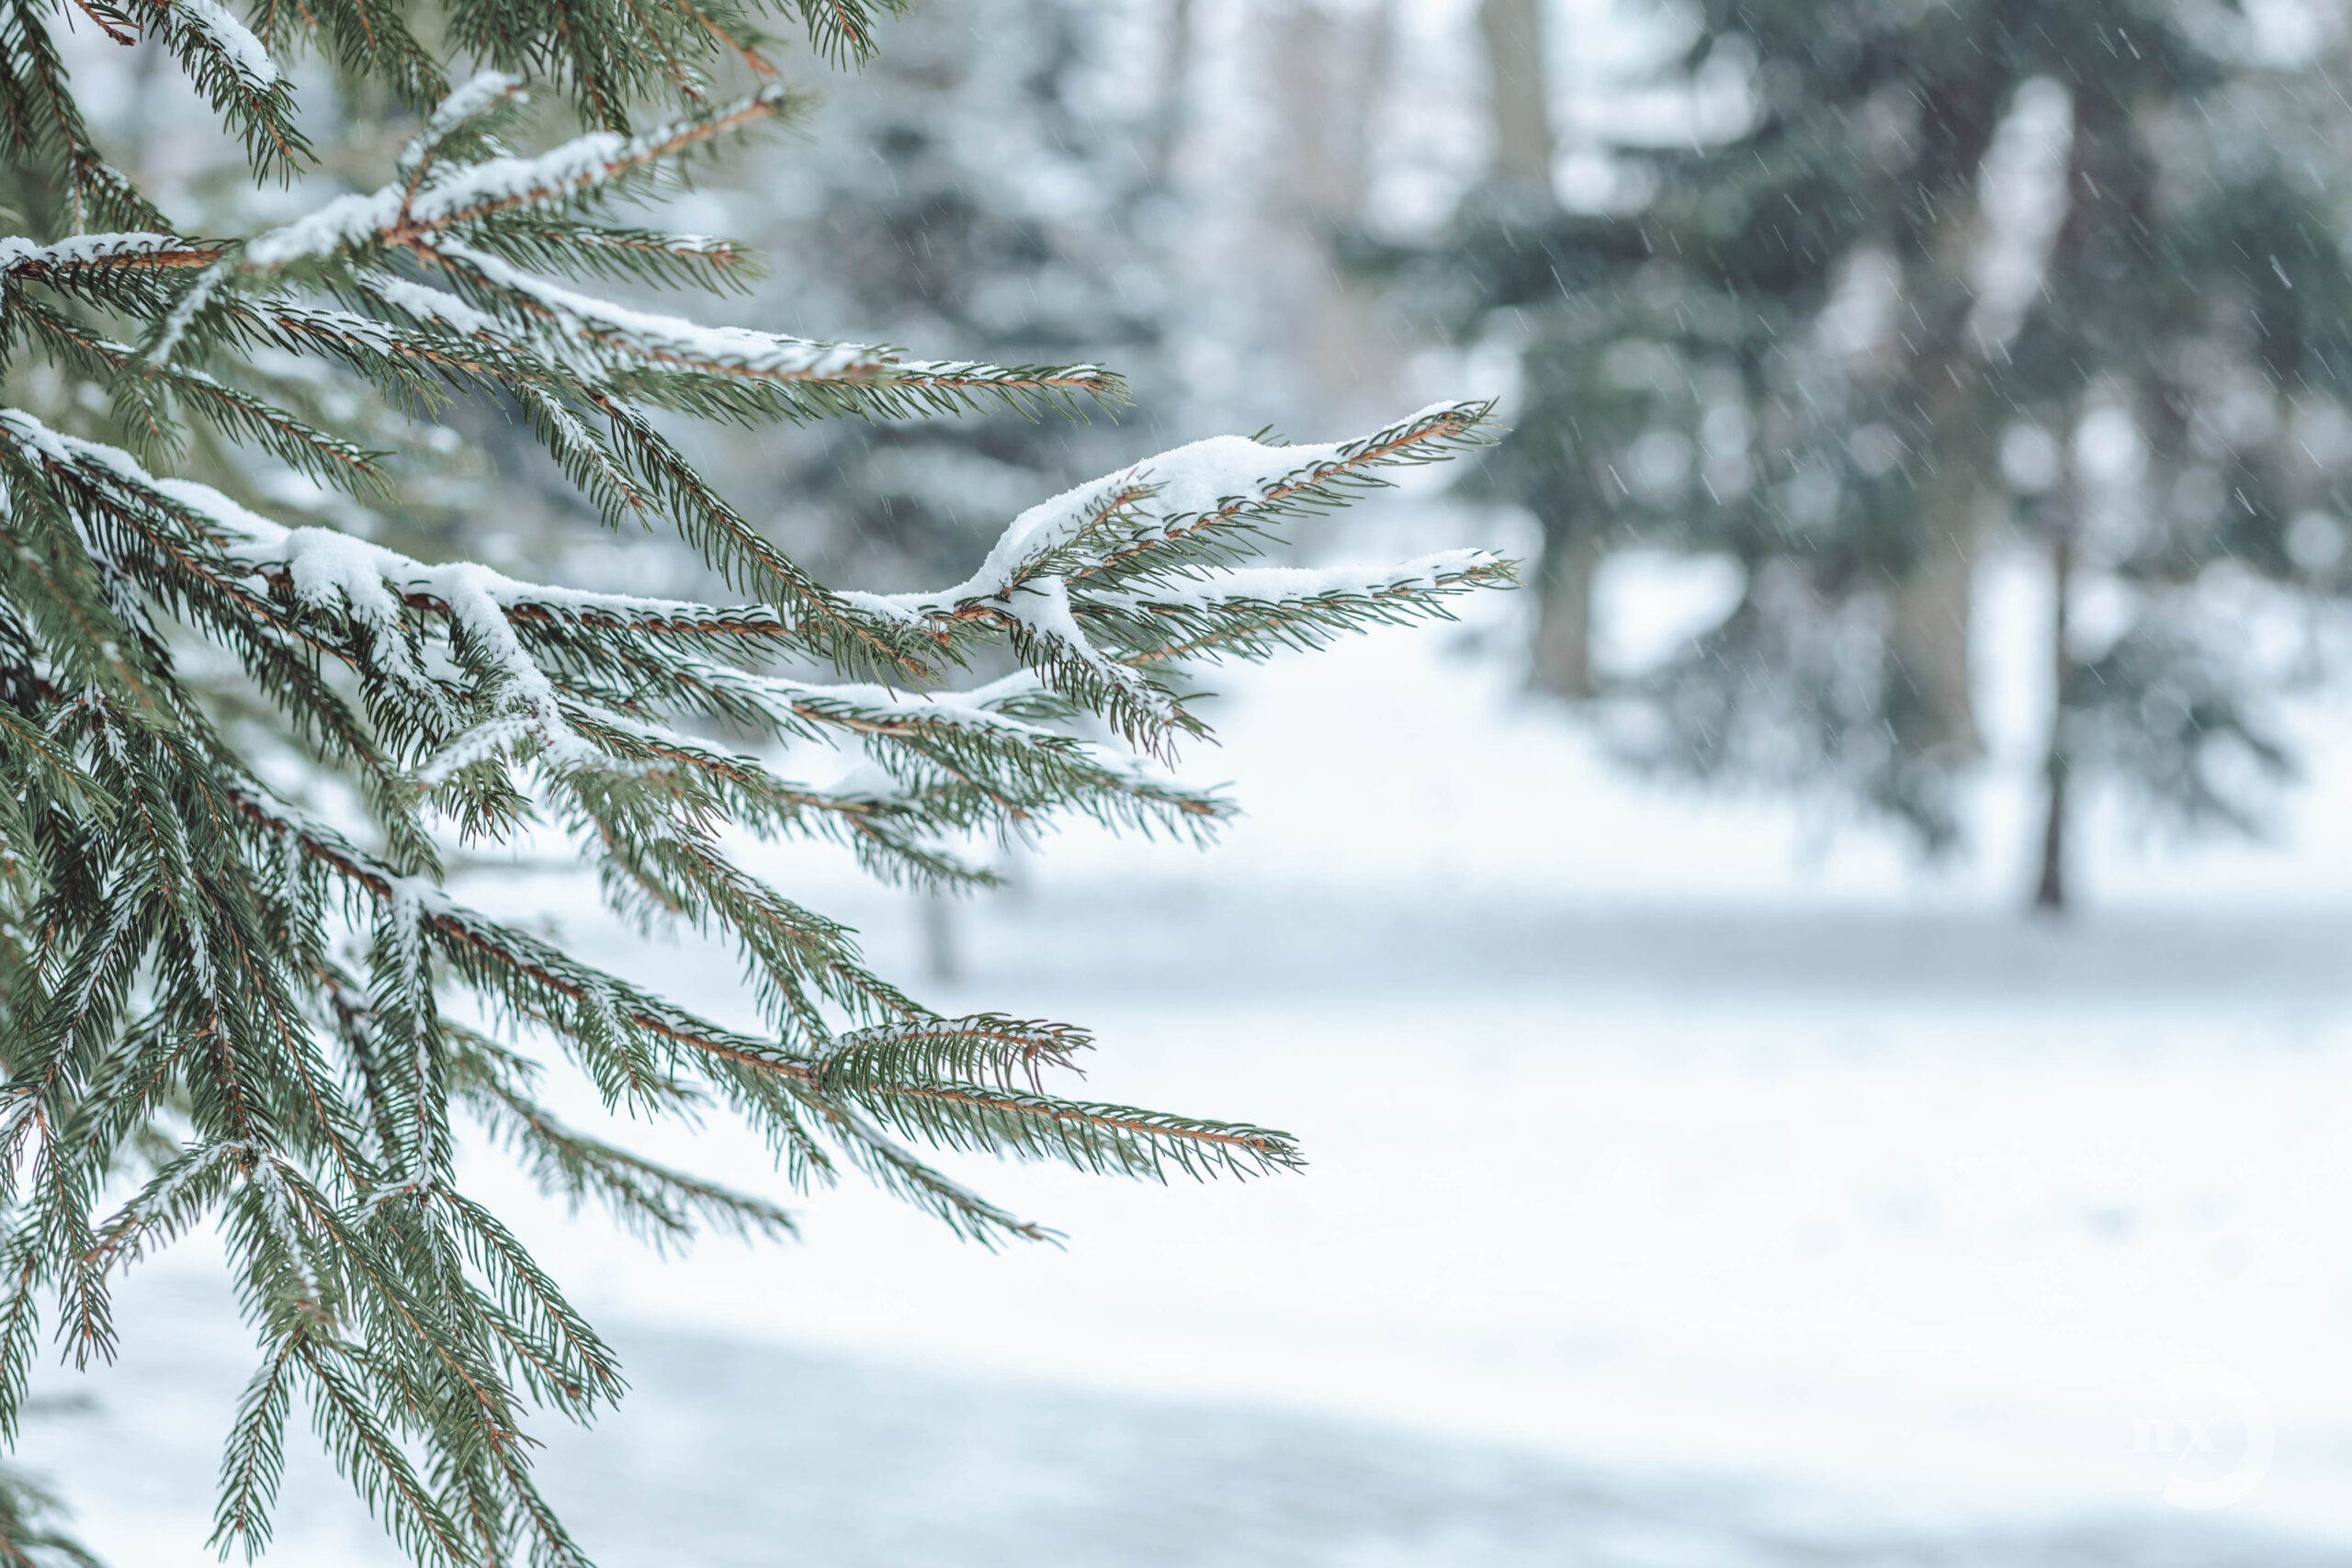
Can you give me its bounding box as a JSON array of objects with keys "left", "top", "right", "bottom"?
[
  {"left": 0, "top": 232, "right": 223, "bottom": 280},
  {"left": 0, "top": 407, "right": 1205, "bottom": 844},
  {"left": 119, "top": 0, "right": 305, "bottom": 174},
  {"left": 240, "top": 85, "right": 797, "bottom": 270},
  {"left": 845, "top": 401, "right": 1494, "bottom": 621},
  {"left": 838, "top": 401, "right": 1498, "bottom": 742},
  {"left": 0, "top": 408, "right": 770, "bottom": 655},
  {"left": 198, "top": 481, "right": 780, "bottom": 638},
  {"left": 170, "top": 0, "right": 280, "bottom": 89},
  {"left": 432, "top": 242, "right": 890, "bottom": 381},
  {"left": 398, "top": 70, "right": 526, "bottom": 173},
  {"left": 106, "top": 76, "right": 1116, "bottom": 503}
]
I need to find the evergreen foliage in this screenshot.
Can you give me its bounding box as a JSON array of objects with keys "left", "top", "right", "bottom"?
[
  {"left": 0, "top": 4, "right": 1509, "bottom": 1562},
  {"left": 1388, "top": 0, "right": 2352, "bottom": 902},
  {"left": 0, "top": 1459, "right": 98, "bottom": 1568}
]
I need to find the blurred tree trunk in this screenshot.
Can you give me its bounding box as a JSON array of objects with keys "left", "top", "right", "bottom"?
[
  {"left": 1479, "top": 0, "right": 1587, "bottom": 691},
  {"left": 1150, "top": 0, "right": 1193, "bottom": 190},
  {"left": 1887, "top": 441, "right": 1984, "bottom": 760},
  {"left": 2034, "top": 485, "right": 2076, "bottom": 916},
  {"left": 1477, "top": 0, "right": 1553, "bottom": 193},
  {"left": 1881, "top": 78, "right": 2000, "bottom": 764},
  {"left": 1274, "top": 0, "right": 1400, "bottom": 421},
  {"left": 2025, "top": 83, "right": 2153, "bottom": 914},
  {"left": 1531, "top": 517, "right": 1601, "bottom": 697},
  {"left": 1276, "top": 0, "right": 1378, "bottom": 218}
]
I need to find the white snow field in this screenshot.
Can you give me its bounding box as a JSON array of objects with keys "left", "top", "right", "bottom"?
[{"left": 26, "top": 543, "right": 2352, "bottom": 1563}]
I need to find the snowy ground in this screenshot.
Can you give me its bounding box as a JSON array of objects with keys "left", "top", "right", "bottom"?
[{"left": 26, "top": 542, "right": 2352, "bottom": 1562}]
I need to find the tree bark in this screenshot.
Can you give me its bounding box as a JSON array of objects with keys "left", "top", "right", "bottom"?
[
  {"left": 1531, "top": 523, "right": 1602, "bottom": 697},
  {"left": 1275, "top": 0, "right": 1389, "bottom": 222},
  {"left": 1477, "top": 0, "right": 1553, "bottom": 194},
  {"left": 1887, "top": 457, "right": 1984, "bottom": 761},
  {"left": 2025, "top": 85, "right": 2148, "bottom": 915},
  {"left": 2033, "top": 510, "right": 2075, "bottom": 916},
  {"left": 1273, "top": 0, "right": 1400, "bottom": 420},
  {"left": 1149, "top": 0, "right": 1193, "bottom": 190},
  {"left": 1873, "top": 65, "right": 2007, "bottom": 772}
]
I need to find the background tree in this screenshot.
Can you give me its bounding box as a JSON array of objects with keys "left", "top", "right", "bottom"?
[
  {"left": 0, "top": 1, "right": 1510, "bottom": 1562},
  {"left": 698, "top": 0, "right": 1179, "bottom": 595},
  {"left": 1393, "top": 0, "right": 2352, "bottom": 903}
]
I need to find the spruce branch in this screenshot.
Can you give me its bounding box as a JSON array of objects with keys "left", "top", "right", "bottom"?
[{"left": 0, "top": 17, "right": 1510, "bottom": 1564}]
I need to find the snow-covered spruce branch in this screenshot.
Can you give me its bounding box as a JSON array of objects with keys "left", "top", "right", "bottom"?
[
  {"left": 175, "top": 439, "right": 1223, "bottom": 837},
  {"left": 4, "top": 296, "right": 386, "bottom": 488},
  {"left": 0, "top": 24, "right": 1509, "bottom": 1564},
  {"left": 121, "top": 0, "right": 305, "bottom": 174},
  {"left": 111, "top": 83, "right": 1119, "bottom": 457},
  {"left": 845, "top": 400, "right": 1497, "bottom": 623},
  {"left": 0, "top": 409, "right": 1225, "bottom": 874},
  {"left": 240, "top": 83, "right": 793, "bottom": 270},
  {"left": 243, "top": 78, "right": 1116, "bottom": 397},
  {"left": 842, "top": 400, "right": 1502, "bottom": 746},
  {"left": 0, "top": 233, "right": 224, "bottom": 285},
  {"left": 396, "top": 239, "right": 1122, "bottom": 421},
  {"left": 5, "top": 403, "right": 1226, "bottom": 809}
]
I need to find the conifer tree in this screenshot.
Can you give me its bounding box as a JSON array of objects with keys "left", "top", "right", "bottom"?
[
  {"left": 1397, "top": 0, "right": 2352, "bottom": 901},
  {"left": 0, "top": 1, "right": 1510, "bottom": 1560}
]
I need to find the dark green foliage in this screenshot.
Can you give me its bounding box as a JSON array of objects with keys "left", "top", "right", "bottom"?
[
  {"left": 0, "top": 1462, "right": 101, "bottom": 1568},
  {"left": 1385, "top": 0, "right": 2340, "bottom": 878},
  {"left": 2064, "top": 610, "right": 2296, "bottom": 833},
  {"left": 0, "top": 3, "right": 1509, "bottom": 1564}
]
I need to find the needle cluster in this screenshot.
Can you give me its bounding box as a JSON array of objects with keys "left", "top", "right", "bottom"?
[{"left": 0, "top": 5, "right": 1506, "bottom": 1563}]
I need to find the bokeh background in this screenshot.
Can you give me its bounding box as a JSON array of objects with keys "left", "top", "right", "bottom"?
[{"left": 24, "top": 0, "right": 2352, "bottom": 1561}]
